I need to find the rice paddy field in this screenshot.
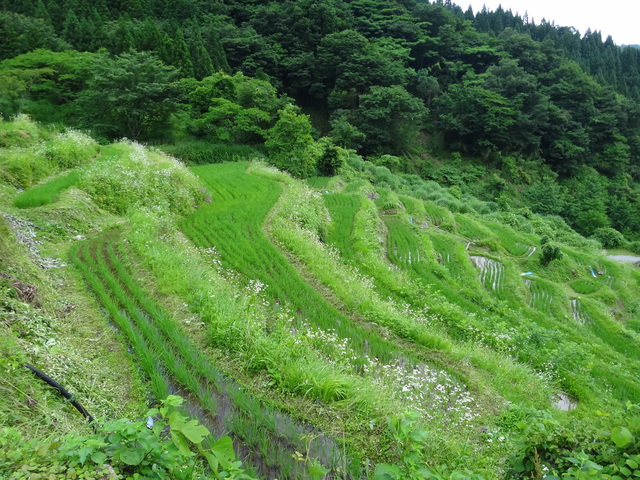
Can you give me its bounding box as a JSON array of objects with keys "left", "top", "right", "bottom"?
[{"left": 2, "top": 117, "right": 640, "bottom": 479}]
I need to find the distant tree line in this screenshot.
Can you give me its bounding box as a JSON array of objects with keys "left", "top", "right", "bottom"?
[{"left": 2, "top": 0, "right": 640, "bottom": 240}]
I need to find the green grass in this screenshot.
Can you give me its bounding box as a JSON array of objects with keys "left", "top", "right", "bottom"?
[
  {"left": 183, "top": 162, "right": 406, "bottom": 366},
  {"left": 13, "top": 170, "right": 79, "bottom": 208},
  {"left": 71, "top": 231, "right": 349, "bottom": 479},
  {"left": 571, "top": 278, "right": 601, "bottom": 294},
  {"left": 158, "top": 141, "right": 262, "bottom": 165}
]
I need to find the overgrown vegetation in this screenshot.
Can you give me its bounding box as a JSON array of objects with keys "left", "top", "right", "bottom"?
[{"left": 2, "top": 1, "right": 640, "bottom": 477}]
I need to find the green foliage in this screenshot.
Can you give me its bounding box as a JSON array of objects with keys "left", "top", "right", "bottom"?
[
  {"left": 159, "top": 141, "right": 261, "bottom": 165},
  {"left": 78, "top": 50, "right": 179, "bottom": 140},
  {"left": 592, "top": 227, "right": 626, "bottom": 249},
  {"left": 349, "top": 85, "right": 428, "bottom": 155},
  {"left": 0, "top": 49, "right": 96, "bottom": 122},
  {"left": 373, "top": 413, "right": 485, "bottom": 480},
  {"left": 540, "top": 236, "right": 563, "bottom": 266},
  {"left": 0, "top": 396, "right": 255, "bottom": 479},
  {"left": 510, "top": 403, "right": 640, "bottom": 480},
  {"left": 265, "top": 105, "right": 317, "bottom": 178}
]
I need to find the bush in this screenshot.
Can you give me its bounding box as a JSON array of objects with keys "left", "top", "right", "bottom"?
[
  {"left": 160, "top": 141, "right": 262, "bottom": 165},
  {"left": 79, "top": 141, "right": 205, "bottom": 215},
  {"left": 592, "top": 227, "right": 626, "bottom": 249},
  {"left": 540, "top": 236, "right": 563, "bottom": 266},
  {"left": 43, "top": 129, "right": 100, "bottom": 168}
]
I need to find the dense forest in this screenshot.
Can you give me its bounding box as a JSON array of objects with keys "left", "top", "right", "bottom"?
[{"left": 2, "top": 0, "right": 640, "bottom": 245}]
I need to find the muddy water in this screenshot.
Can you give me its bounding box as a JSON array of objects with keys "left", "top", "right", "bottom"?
[{"left": 167, "top": 377, "right": 355, "bottom": 480}]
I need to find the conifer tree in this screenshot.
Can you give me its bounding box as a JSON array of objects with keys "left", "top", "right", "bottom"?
[
  {"left": 62, "top": 10, "right": 81, "bottom": 47},
  {"left": 112, "top": 15, "right": 135, "bottom": 54},
  {"left": 170, "top": 27, "right": 194, "bottom": 78},
  {"left": 188, "top": 23, "right": 213, "bottom": 80},
  {"left": 201, "top": 20, "right": 230, "bottom": 73},
  {"left": 34, "top": 0, "right": 52, "bottom": 26}
]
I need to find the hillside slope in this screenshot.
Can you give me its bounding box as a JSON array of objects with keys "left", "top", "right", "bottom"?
[{"left": 2, "top": 116, "right": 640, "bottom": 479}]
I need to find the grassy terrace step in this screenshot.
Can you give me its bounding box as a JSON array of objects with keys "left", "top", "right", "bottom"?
[
  {"left": 381, "top": 215, "right": 485, "bottom": 314},
  {"left": 13, "top": 170, "right": 79, "bottom": 208},
  {"left": 183, "top": 162, "right": 409, "bottom": 367},
  {"left": 71, "top": 231, "right": 351, "bottom": 479},
  {"left": 315, "top": 177, "right": 640, "bottom": 407}
]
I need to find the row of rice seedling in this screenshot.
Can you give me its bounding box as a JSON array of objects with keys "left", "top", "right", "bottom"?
[
  {"left": 382, "top": 215, "right": 486, "bottom": 314},
  {"left": 422, "top": 202, "right": 453, "bottom": 227},
  {"left": 13, "top": 170, "right": 79, "bottom": 208},
  {"left": 385, "top": 215, "right": 422, "bottom": 269},
  {"left": 524, "top": 278, "right": 554, "bottom": 312},
  {"left": 183, "top": 162, "right": 407, "bottom": 367},
  {"left": 469, "top": 255, "right": 505, "bottom": 294},
  {"left": 324, "top": 193, "right": 360, "bottom": 262},
  {"left": 475, "top": 220, "right": 537, "bottom": 257},
  {"left": 72, "top": 231, "right": 345, "bottom": 479}
]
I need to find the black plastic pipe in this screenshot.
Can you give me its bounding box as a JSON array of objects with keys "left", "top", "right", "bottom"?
[{"left": 24, "top": 363, "right": 95, "bottom": 424}]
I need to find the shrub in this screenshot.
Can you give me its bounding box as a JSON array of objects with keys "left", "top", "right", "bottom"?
[
  {"left": 540, "top": 236, "right": 563, "bottom": 266},
  {"left": 592, "top": 227, "right": 626, "bottom": 249},
  {"left": 79, "top": 140, "right": 205, "bottom": 215},
  {"left": 43, "top": 129, "right": 100, "bottom": 168},
  {"left": 160, "top": 141, "right": 262, "bottom": 165}
]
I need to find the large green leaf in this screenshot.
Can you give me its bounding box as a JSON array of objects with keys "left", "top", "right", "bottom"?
[
  {"left": 171, "top": 430, "right": 192, "bottom": 456},
  {"left": 180, "top": 420, "right": 209, "bottom": 444},
  {"left": 120, "top": 448, "right": 144, "bottom": 466},
  {"left": 611, "top": 427, "right": 634, "bottom": 448}
]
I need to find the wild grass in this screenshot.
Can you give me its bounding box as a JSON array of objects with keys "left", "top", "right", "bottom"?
[
  {"left": 78, "top": 140, "right": 205, "bottom": 215},
  {"left": 0, "top": 127, "right": 99, "bottom": 188},
  {"left": 159, "top": 141, "right": 261, "bottom": 165},
  {"left": 70, "top": 231, "right": 345, "bottom": 479},
  {"left": 183, "top": 162, "right": 405, "bottom": 366},
  {"left": 13, "top": 170, "right": 79, "bottom": 208}
]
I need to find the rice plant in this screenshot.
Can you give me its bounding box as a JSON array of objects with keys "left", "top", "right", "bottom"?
[
  {"left": 71, "top": 231, "right": 349, "bottom": 479},
  {"left": 469, "top": 255, "right": 505, "bottom": 293},
  {"left": 182, "top": 162, "right": 405, "bottom": 366},
  {"left": 324, "top": 193, "right": 360, "bottom": 262},
  {"left": 13, "top": 170, "right": 79, "bottom": 208}
]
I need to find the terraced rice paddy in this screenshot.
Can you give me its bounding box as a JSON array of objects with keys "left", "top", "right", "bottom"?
[
  {"left": 524, "top": 278, "right": 554, "bottom": 312},
  {"left": 182, "top": 162, "right": 415, "bottom": 367},
  {"left": 570, "top": 298, "right": 590, "bottom": 325},
  {"left": 385, "top": 215, "right": 422, "bottom": 269},
  {"left": 71, "top": 230, "right": 349, "bottom": 479},
  {"left": 324, "top": 193, "right": 360, "bottom": 261},
  {"left": 469, "top": 255, "right": 505, "bottom": 293},
  {"left": 13, "top": 170, "right": 79, "bottom": 208}
]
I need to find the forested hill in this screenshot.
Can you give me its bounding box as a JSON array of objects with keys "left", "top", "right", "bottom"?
[{"left": 3, "top": 0, "right": 640, "bottom": 247}]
